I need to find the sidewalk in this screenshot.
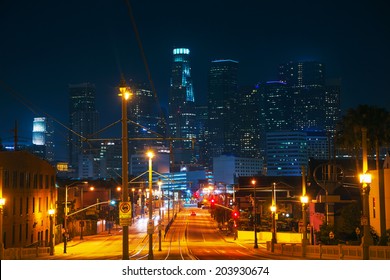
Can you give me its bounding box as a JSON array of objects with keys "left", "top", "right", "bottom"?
[{"left": 219, "top": 229, "right": 310, "bottom": 260}]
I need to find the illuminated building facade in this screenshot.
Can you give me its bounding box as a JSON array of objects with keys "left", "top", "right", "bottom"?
[
  {"left": 168, "top": 48, "right": 197, "bottom": 164},
  {"left": 0, "top": 151, "right": 57, "bottom": 248},
  {"left": 32, "top": 117, "right": 55, "bottom": 162}
]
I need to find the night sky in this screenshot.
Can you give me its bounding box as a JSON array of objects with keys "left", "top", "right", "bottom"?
[{"left": 1, "top": 0, "right": 389, "bottom": 160}]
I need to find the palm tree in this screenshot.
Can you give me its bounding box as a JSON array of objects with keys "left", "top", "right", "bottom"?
[{"left": 336, "top": 104, "right": 390, "bottom": 244}]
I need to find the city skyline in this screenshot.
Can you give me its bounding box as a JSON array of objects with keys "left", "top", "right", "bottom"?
[{"left": 1, "top": 0, "right": 389, "bottom": 160}]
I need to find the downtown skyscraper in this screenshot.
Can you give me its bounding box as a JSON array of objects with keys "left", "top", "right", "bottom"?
[
  {"left": 278, "top": 61, "right": 340, "bottom": 133},
  {"left": 68, "top": 82, "right": 99, "bottom": 178},
  {"left": 168, "top": 48, "right": 197, "bottom": 165},
  {"left": 261, "top": 61, "right": 341, "bottom": 176},
  {"left": 31, "top": 116, "right": 55, "bottom": 162},
  {"left": 206, "top": 59, "right": 239, "bottom": 167},
  {"left": 128, "top": 82, "right": 166, "bottom": 154}
]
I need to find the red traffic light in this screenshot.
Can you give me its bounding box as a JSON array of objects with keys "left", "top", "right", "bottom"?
[{"left": 232, "top": 210, "right": 239, "bottom": 219}]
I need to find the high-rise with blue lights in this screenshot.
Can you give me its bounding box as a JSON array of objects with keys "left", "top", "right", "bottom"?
[
  {"left": 32, "top": 117, "right": 55, "bottom": 162},
  {"left": 168, "top": 48, "right": 197, "bottom": 165}
]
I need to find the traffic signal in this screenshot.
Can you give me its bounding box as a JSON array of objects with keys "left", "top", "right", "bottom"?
[
  {"left": 232, "top": 210, "right": 239, "bottom": 219},
  {"left": 210, "top": 198, "right": 215, "bottom": 208}
]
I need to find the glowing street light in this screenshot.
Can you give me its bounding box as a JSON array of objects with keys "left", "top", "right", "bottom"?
[
  {"left": 301, "top": 166, "right": 309, "bottom": 256},
  {"left": 119, "top": 78, "right": 132, "bottom": 260},
  {"left": 360, "top": 171, "right": 373, "bottom": 259},
  {"left": 251, "top": 179, "right": 258, "bottom": 249},
  {"left": 147, "top": 150, "right": 155, "bottom": 260},
  {"left": 270, "top": 182, "right": 277, "bottom": 252},
  {"left": 0, "top": 197, "right": 5, "bottom": 260},
  {"left": 360, "top": 127, "right": 373, "bottom": 260},
  {"left": 157, "top": 179, "right": 163, "bottom": 251}
]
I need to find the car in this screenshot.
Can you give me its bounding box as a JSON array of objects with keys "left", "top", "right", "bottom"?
[{"left": 190, "top": 211, "right": 196, "bottom": 216}]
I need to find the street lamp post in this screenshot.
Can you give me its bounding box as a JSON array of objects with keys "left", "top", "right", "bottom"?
[
  {"left": 251, "top": 179, "right": 258, "bottom": 249},
  {"left": 360, "top": 127, "right": 373, "bottom": 260},
  {"left": 360, "top": 172, "right": 373, "bottom": 259},
  {"left": 147, "top": 151, "right": 154, "bottom": 260},
  {"left": 63, "top": 181, "right": 87, "bottom": 254},
  {"left": 158, "top": 179, "right": 162, "bottom": 251},
  {"left": 132, "top": 188, "right": 135, "bottom": 223},
  {"left": 119, "top": 78, "right": 131, "bottom": 260},
  {"left": 300, "top": 194, "right": 309, "bottom": 257},
  {"left": 301, "top": 166, "right": 309, "bottom": 257},
  {"left": 270, "top": 182, "right": 277, "bottom": 252},
  {"left": 0, "top": 197, "right": 5, "bottom": 260},
  {"left": 48, "top": 208, "right": 55, "bottom": 255}
]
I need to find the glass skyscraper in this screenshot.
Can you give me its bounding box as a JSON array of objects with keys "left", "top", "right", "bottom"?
[
  {"left": 32, "top": 117, "right": 55, "bottom": 162},
  {"left": 278, "top": 61, "right": 340, "bottom": 132},
  {"left": 168, "top": 48, "right": 197, "bottom": 164},
  {"left": 206, "top": 59, "right": 239, "bottom": 167},
  {"left": 68, "top": 82, "right": 99, "bottom": 178}
]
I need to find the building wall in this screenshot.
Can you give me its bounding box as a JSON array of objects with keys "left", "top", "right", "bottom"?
[
  {"left": 369, "top": 168, "right": 390, "bottom": 235},
  {"left": 214, "top": 155, "right": 262, "bottom": 184},
  {"left": 0, "top": 151, "right": 56, "bottom": 248},
  {"left": 266, "top": 131, "right": 308, "bottom": 176}
]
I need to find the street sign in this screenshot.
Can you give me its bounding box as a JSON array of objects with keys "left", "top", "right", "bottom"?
[
  {"left": 147, "top": 220, "right": 154, "bottom": 234},
  {"left": 119, "top": 202, "right": 132, "bottom": 226}
]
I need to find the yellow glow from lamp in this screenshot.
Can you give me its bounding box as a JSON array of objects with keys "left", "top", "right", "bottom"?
[
  {"left": 146, "top": 151, "right": 154, "bottom": 159},
  {"left": 360, "top": 173, "right": 372, "bottom": 184},
  {"left": 300, "top": 195, "right": 309, "bottom": 204},
  {"left": 48, "top": 209, "right": 55, "bottom": 215},
  {"left": 0, "top": 198, "right": 5, "bottom": 206},
  {"left": 119, "top": 87, "right": 131, "bottom": 100},
  {"left": 270, "top": 205, "right": 277, "bottom": 212}
]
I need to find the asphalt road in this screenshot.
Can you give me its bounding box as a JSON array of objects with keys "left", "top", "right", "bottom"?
[{"left": 41, "top": 207, "right": 301, "bottom": 260}]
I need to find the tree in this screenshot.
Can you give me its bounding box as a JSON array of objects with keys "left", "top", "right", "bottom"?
[
  {"left": 336, "top": 105, "right": 390, "bottom": 170},
  {"left": 336, "top": 104, "right": 390, "bottom": 244}
]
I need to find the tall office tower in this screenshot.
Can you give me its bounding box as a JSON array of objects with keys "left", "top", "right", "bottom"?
[
  {"left": 279, "top": 61, "right": 330, "bottom": 131},
  {"left": 68, "top": 83, "right": 99, "bottom": 178},
  {"left": 258, "top": 81, "right": 291, "bottom": 157},
  {"left": 32, "top": 117, "right": 55, "bottom": 162},
  {"left": 128, "top": 82, "right": 166, "bottom": 154},
  {"left": 236, "top": 85, "right": 261, "bottom": 158},
  {"left": 206, "top": 59, "right": 239, "bottom": 168},
  {"left": 168, "top": 48, "right": 197, "bottom": 165}
]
